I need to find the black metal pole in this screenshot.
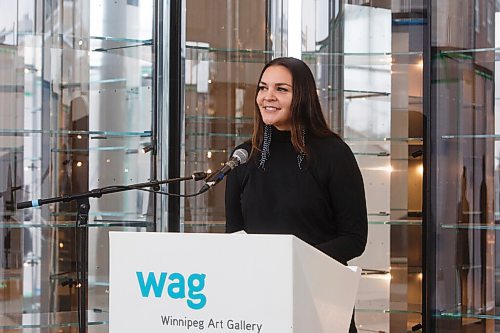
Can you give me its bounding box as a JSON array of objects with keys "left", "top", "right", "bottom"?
[
  {"left": 168, "top": 0, "right": 182, "bottom": 232},
  {"left": 151, "top": 0, "right": 162, "bottom": 232},
  {"left": 76, "top": 198, "right": 90, "bottom": 333},
  {"left": 16, "top": 176, "right": 203, "bottom": 209},
  {"left": 423, "top": 0, "right": 433, "bottom": 331}
]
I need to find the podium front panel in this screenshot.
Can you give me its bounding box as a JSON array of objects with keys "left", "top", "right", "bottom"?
[{"left": 110, "top": 232, "right": 294, "bottom": 332}]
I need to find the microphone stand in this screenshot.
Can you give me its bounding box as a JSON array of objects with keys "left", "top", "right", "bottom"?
[{"left": 16, "top": 173, "right": 206, "bottom": 333}]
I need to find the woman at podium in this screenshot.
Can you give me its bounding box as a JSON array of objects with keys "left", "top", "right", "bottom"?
[{"left": 225, "top": 57, "right": 368, "bottom": 333}]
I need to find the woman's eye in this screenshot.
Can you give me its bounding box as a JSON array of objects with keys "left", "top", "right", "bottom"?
[
  {"left": 278, "top": 87, "right": 288, "bottom": 92},
  {"left": 258, "top": 86, "right": 267, "bottom": 91}
]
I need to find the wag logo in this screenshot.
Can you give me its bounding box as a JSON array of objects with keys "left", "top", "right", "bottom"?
[{"left": 136, "top": 271, "right": 207, "bottom": 310}]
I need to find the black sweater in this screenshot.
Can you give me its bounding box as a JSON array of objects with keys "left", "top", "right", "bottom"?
[{"left": 225, "top": 127, "right": 368, "bottom": 264}]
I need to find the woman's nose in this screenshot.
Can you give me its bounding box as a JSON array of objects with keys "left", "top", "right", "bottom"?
[{"left": 263, "top": 90, "right": 276, "bottom": 101}]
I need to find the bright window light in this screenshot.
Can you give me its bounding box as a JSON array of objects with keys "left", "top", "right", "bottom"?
[{"left": 287, "top": 0, "right": 302, "bottom": 58}]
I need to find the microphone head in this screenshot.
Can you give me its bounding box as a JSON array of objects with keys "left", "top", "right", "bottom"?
[{"left": 232, "top": 148, "right": 249, "bottom": 165}]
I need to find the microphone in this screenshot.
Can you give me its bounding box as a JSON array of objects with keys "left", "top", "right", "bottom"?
[{"left": 199, "top": 148, "right": 248, "bottom": 193}]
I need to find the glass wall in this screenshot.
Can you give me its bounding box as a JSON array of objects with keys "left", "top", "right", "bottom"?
[
  {"left": 181, "top": 1, "right": 425, "bottom": 332},
  {"left": 427, "top": 0, "right": 498, "bottom": 331},
  {"left": 0, "top": 0, "right": 155, "bottom": 331},
  {"left": 181, "top": 0, "right": 269, "bottom": 231},
  {"left": 3, "top": 0, "right": 500, "bottom": 332}
]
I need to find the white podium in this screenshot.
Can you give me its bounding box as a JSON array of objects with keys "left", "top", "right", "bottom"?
[{"left": 109, "top": 232, "right": 361, "bottom": 333}]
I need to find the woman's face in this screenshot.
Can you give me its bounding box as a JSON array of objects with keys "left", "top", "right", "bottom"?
[{"left": 256, "top": 65, "right": 293, "bottom": 131}]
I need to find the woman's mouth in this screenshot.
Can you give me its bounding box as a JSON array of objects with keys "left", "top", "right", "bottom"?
[{"left": 263, "top": 106, "right": 280, "bottom": 112}]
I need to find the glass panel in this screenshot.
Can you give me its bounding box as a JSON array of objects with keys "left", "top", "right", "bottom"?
[
  {"left": 429, "top": 0, "right": 497, "bottom": 331},
  {"left": 182, "top": 0, "right": 268, "bottom": 229},
  {"left": 0, "top": 0, "right": 155, "bottom": 330},
  {"left": 183, "top": 1, "right": 424, "bottom": 332},
  {"left": 302, "top": 1, "right": 424, "bottom": 331}
]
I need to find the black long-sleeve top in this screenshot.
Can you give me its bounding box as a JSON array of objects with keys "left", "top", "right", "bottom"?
[{"left": 225, "top": 126, "right": 368, "bottom": 264}]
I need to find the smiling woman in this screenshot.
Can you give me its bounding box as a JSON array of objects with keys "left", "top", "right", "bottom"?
[
  {"left": 256, "top": 65, "right": 293, "bottom": 131},
  {"left": 225, "top": 57, "right": 368, "bottom": 333}
]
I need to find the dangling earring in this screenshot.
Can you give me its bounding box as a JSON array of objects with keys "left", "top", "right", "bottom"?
[
  {"left": 297, "top": 128, "right": 306, "bottom": 170},
  {"left": 259, "top": 125, "right": 272, "bottom": 170}
]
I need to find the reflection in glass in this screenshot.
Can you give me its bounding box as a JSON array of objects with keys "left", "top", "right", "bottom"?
[
  {"left": 0, "top": 0, "right": 154, "bottom": 330},
  {"left": 182, "top": 1, "right": 425, "bottom": 332},
  {"left": 428, "top": 0, "right": 497, "bottom": 331}
]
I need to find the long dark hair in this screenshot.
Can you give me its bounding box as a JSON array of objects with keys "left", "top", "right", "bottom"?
[{"left": 251, "top": 57, "right": 337, "bottom": 159}]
